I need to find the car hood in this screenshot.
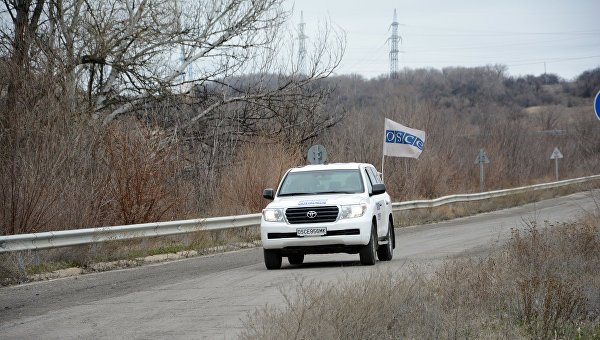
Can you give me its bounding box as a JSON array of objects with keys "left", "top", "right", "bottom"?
[{"left": 266, "top": 194, "right": 367, "bottom": 209}]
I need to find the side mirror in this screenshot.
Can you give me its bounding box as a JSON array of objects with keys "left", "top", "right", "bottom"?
[
  {"left": 263, "top": 188, "right": 275, "bottom": 200},
  {"left": 371, "top": 183, "right": 386, "bottom": 196}
]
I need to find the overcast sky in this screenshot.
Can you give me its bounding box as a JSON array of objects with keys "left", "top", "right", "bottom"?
[{"left": 291, "top": 0, "right": 600, "bottom": 80}]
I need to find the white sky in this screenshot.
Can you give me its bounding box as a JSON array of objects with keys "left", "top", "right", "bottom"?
[{"left": 291, "top": 0, "right": 600, "bottom": 80}]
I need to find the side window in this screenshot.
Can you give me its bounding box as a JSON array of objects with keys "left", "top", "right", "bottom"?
[
  {"left": 363, "top": 168, "right": 373, "bottom": 193},
  {"left": 366, "top": 167, "right": 380, "bottom": 185},
  {"left": 373, "top": 169, "right": 383, "bottom": 184}
]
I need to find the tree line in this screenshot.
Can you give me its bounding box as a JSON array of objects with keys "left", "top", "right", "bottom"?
[{"left": 1, "top": 1, "right": 598, "bottom": 235}]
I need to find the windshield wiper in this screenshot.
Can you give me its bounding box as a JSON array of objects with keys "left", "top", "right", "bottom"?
[
  {"left": 312, "top": 191, "right": 356, "bottom": 195},
  {"left": 279, "top": 191, "right": 356, "bottom": 197},
  {"left": 278, "top": 192, "right": 318, "bottom": 196}
]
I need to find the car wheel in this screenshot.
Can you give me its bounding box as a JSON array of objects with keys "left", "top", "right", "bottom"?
[
  {"left": 264, "top": 249, "right": 282, "bottom": 270},
  {"left": 377, "top": 222, "right": 394, "bottom": 261},
  {"left": 359, "top": 223, "right": 377, "bottom": 265},
  {"left": 288, "top": 254, "right": 304, "bottom": 265}
]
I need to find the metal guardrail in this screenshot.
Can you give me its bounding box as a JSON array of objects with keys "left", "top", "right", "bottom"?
[
  {"left": 392, "top": 174, "right": 600, "bottom": 211},
  {"left": 0, "top": 214, "right": 261, "bottom": 253},
  {"left": 1, "top": 174, "right": 598, "bottom": 253}
]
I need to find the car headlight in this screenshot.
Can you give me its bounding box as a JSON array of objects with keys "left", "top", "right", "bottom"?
[
  {"left": 263, "top": 208, "right": 284, "bottom": 222},
  {"left": 339, "top": 203, "right": 367, "bottom": 219}
]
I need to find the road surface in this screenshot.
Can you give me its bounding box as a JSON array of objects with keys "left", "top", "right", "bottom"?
[{"left": 0, "top": 190, "right": 597, "bottom": 339}]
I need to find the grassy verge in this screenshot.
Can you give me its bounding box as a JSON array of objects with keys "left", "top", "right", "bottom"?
[
  {"left": 0, "top": 227, "right": 260, "bottom": 285},
  {"left": 241, "top": 213, "right": 600, "bottom": 339}
]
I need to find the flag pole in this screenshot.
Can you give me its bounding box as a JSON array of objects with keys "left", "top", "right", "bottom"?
[
  {"left": 381, "top": 118, "right": 386, "bottom": 181},
  {"left": 381, "top": 154, "right": 385, "bottom": 181}
]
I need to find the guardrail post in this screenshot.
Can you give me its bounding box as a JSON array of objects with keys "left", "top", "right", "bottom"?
[
  {"left": 33, "top": 249, "right": 40, "bottom": 267},
  {"left": 16, "top": 251, "right": 26, "bottom": 277}
]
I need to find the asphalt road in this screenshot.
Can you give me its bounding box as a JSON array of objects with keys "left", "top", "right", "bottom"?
[{"left": 0, "top": 190, "right": 597, "bottom": 339}]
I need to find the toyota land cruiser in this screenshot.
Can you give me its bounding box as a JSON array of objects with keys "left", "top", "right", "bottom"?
[{"left": 260, "top": 163, "right": 395, "bottom": 269}]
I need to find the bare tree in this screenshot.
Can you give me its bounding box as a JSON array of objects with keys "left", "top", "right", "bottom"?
[
  {"left": 64, "top": 0, "right": 344, "bottom": 128},
  {"left": 1, "top": 1, "right": 345, "bottom": 126},
  {"left": 1, "top": 0, "right": 46, "bottom": 114}
]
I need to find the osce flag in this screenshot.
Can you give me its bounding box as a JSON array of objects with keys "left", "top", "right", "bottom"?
[{"left": 383, "top": 118, "right": 425, "bottom": 159}]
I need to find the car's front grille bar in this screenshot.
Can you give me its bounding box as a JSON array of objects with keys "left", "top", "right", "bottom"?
[{"left": 285, "top": 206, "right": 339, "bottom": 224}]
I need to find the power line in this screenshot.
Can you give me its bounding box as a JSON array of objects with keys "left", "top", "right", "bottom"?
[
  {"left": 506, "top": 55, "right": 600, "bottom": 67},
  {"left": 403, "top": 25, "right": 600, "bottom": 36},
  {"left": 405, "top": 36, "right": 596, "bottom": 53}
]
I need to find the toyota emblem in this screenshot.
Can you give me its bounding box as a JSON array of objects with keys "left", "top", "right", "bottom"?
[{"left": 306, "top": 210, "right": 318, "bottom": 219}]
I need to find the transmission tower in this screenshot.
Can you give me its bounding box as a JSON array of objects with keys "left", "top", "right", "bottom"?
[
  {"left": 389, "top": 9, "right": 402, "bottom": 79},
  {"left": 298, "top": 11, "right": 308, "bottom": 74}
]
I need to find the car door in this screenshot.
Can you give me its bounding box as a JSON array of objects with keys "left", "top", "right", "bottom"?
[{"left": 365, "top": 166, "right": 390, "bottom": 238}]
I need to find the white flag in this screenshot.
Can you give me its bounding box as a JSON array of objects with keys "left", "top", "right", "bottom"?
[{"left": 383, "top": 118, "right": 425, "bottom": 159}]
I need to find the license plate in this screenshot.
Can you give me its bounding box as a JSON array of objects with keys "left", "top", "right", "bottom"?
[{"left": 296, "top": 227, "right": 327, "bottom": 237}]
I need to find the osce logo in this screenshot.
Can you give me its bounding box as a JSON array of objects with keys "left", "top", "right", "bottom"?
[{"left": 385, "top": 130, "right": 424, "bottom": 150}]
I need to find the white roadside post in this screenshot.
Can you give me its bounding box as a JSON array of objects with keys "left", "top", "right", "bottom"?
[
  {"left": 474, "top": 149, "right": 490, "bottom": 192},
  {"left": 550, "top": 147, "right": 563, "bottom": 181}
]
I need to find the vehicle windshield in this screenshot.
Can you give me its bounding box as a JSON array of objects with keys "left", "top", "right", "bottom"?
[{"left": 278, "top": 169, "right": 364, "bottom": 196}]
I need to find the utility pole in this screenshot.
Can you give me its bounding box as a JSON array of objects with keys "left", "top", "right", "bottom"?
[
  {"left": 388, "top": 9, "right": 401, "bottom": 79},
  {"left": 298, "top": 11, "right": 308, "bottom": 75}
]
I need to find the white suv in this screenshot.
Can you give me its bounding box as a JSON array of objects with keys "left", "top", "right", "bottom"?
[{"left": 260, "top": 163, "right": 395, "bottom": 269}]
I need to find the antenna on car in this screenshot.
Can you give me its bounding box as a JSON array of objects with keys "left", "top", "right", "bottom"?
[{"left": 307, "top": 145, "right": 328, "bottom": 165}]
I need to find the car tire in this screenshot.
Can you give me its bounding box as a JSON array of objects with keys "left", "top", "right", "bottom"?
[
  {"left": 264, "top": 249, "right": 282, "bottom": 270},
  {"left": 288, "top": 254, "right": 304, "bottom": 265},
  {"left": 359, "top": 223, "right": 377, "bottom": 265},
  {"left": 377, "top": 222, "right": 394, "bottom": 261}
]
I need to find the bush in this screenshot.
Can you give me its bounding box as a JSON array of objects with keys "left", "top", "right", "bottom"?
[
  {"left": 210, "top": 141, "right": 303, "bottom": 215},
  {"left": 97, "top": 122, "right": 191, "bottom": 225}
]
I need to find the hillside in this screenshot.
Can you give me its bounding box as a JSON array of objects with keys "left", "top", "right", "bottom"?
[{"left": 1, "top": 65, "right": 599, "bottom": 234}]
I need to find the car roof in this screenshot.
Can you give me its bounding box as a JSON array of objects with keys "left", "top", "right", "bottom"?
[{"left": 288, "top": 163, "right": 373, "bottom": 173}]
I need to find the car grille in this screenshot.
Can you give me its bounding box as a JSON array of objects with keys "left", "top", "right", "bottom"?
[{"left": 285, "top": 206, "right": 339, "bottom": 224}]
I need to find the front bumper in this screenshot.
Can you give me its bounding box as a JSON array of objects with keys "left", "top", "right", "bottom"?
[{"left": 260, "top": 215, "right": 372, "bottom": 249}]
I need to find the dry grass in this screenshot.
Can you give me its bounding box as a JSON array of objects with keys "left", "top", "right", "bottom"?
[{"left": 241, "top": 214, "right": 600, "bottom": 339}]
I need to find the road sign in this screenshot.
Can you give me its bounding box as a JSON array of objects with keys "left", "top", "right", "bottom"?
[
  {"left": 595, "top": 90, "right": 600, "bottom": 121},
  {"left": 550, "top": 147, "right": 562, "bottom": 181},
  {"left": 550, "top": 147, "right": 563, "bottom": 160},
  {"left": 474, "top": 149, "right": 490, "bottom": 192},
  {"left": 307, "top": 144, "right": 327, "bottom": 165},
  {"left": 474, "top": 149, "right": 490, "bottom": 164}
]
